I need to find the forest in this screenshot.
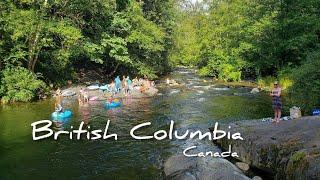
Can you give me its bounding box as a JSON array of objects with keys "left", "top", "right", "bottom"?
[
  {"left": 0, "top": 0, "right": 175, "bottom": 102},
  {"left": 0, "top": 0, "right": 319, "bottom": 112}
]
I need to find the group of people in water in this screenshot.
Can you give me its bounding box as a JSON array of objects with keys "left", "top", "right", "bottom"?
[
  {"left": 54, "top": 75, "right": 283, "bottom": 125},
  {"left": 54, "top": 75, "right": 155, "bottom": 112},
  {"left": 108, "top": 75, "right": 155, "bottom": 95}
]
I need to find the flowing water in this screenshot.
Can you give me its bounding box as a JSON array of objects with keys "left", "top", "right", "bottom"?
[{"left": 0, "top": 68, "right": 273, "bottom": 179}]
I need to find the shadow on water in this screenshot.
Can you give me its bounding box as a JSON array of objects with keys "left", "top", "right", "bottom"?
[{"left": 0, "top": 68, "right": 273, "bottom": 179}]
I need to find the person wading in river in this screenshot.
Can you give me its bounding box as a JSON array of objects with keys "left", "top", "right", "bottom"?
[
  {"left": 55, "top": 88, "right": 64, "bottom": 112},
  {"left": 270, "top": 81, "right": 282, "bottom": 123}
]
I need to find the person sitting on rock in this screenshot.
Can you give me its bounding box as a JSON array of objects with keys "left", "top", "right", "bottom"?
[
  {"left": 144, "top": 79, "right": 151, "bottom": 91},
  {"left": 140, "top": 83, "right": 146, "bottom": 93},
  {"left": 138, "top": 78, "right": 144, "bottom": 86},
  {"left": 133, "top": 77, "right": 138, "bottom": 87}
]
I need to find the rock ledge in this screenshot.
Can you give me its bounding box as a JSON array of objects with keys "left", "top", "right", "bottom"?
[{"left": 212, "top": 116, "right": 320, "bottom": 179}]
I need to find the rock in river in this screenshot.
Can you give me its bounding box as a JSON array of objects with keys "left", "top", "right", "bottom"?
[
  {"left": 252, "top": 176, "right": 263, "bottom": 180},
  {"left": 235, "top": 162, "right": 250, "bottom": 172},
  {"left": 164, "top": 155, "right": 251, "bottom": 180},
  {"left": 250, "top": 88, "right": 259, "bottom": 94}
]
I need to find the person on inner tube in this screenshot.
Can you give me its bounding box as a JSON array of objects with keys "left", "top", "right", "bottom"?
[
  {"left": 108, "top": 95, "right": 114, "bottom": 103},
  {"left": 55, "top": 104, "right": 64, "bottom": 113},
  {"left": 55, "top": 88, "right": 64, "bottom": 112}
]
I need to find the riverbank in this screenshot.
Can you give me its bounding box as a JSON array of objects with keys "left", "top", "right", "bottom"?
[
  {"left": 0, "top": 65, "right": 275, "bottom": 105},
  {"left": 214, "top": 80, "right": 258, "bottom": 89},
  {"left": 212, "top": 116, "right": 320, "bottom": 179}
]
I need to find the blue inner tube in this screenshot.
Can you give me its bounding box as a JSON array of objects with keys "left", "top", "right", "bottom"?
[
  {"left": 104, "top": 101, "right": 121, "bottom": 108},
  {"left": 51, "top": 110, "right": 72, "bottom": 120},
  {"left": 99, "top": 85, "right": 109, "bottom": 90}
]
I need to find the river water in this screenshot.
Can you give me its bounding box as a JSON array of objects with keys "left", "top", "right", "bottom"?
[{"left": 0, "top": 68, "right": 272, "bottom": 179}]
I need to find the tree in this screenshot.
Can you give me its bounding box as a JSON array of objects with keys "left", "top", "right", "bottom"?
[{"left": 2, "top": 0, "right": 82, "bottom": 72}]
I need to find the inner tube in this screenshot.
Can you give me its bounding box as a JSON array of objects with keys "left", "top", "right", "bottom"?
[
  {"left": 89, "top": 96, "right": 98, "bottom": 101},
  {"left": 51, "top": 110, "right": 72, "bottom": 120},
  {"left": 104, "top": 101, "right": 121, "bottom": 109},
  {"left": 87, "top": 85, "right": 100, "bottom": 90},
  {"left": 99, "top": 85, "right": 109, "bottom": 90},
  {"left": 62, "top": 90, "right": 76, "bottom": 97}
]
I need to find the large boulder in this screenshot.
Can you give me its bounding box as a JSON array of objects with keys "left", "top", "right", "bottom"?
[
  {"left": 252, "top": 176, "right": 263, "bottom": 180},
  {"left": 212, "top": 116, "right": 320, "bottom": 179},
  {"left": 250, "top": 88, "right": 259, "bottom": 94},
  {"left": 164, "top": 155, "right": 251, "bottom": 180},
  {"left": 236, "top": 162, "right": 250, "bottom": 172}
]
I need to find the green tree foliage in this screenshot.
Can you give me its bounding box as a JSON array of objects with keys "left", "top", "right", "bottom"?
[
  {"left": 0, "top": 67, "right": 45, "bottom": 103},
  {"left": 0, "top": 0, "right": 175, "bottom": 103},
  {"left": 170, "top": 0, "right": 320, "bottom": 81},
  {"left": 142, "top": 0, "right": 176, "bottom": 73},
  {"left": 127, "top": 1, "right": 166, "bottom": 78},
  {"left": 288, "top": 52, "right": 320, "bottom": 113},
  {"left": 170, "top": 0, "right": 320, "bottom": 111},
  {"left": 2, "top": 1, "right": 82, "bottom": 72},
  {"left": 1, "top": 0, "right": 319, "bottom": 108}
]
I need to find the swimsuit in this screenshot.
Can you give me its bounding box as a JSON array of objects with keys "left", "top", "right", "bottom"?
[{"left": 272, "top": 89, "right": 282, "bottom": 109}]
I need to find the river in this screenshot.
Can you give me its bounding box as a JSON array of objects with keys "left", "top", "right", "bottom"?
[{"left": 0, "top": 68, "right": 272, "bottom": 179}]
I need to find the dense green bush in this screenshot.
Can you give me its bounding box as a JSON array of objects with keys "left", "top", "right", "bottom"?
[
  {"left": 0, "top": 67, "right": 45, "bottom": 103},
  {"left": 198, "top": 60, "right": 241, "bottom": 82},
  {"left": 288, "top": 52, "right": 320, "bottom": 114}
]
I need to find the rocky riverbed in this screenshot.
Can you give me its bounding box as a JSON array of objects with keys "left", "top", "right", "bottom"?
[{"left": 212, "top": 116, "right": 320, "bottom": 180}]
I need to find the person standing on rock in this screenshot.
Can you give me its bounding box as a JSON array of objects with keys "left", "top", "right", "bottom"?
[{"left": 270, "top": 81, "right": 282, "bottom": 123}]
